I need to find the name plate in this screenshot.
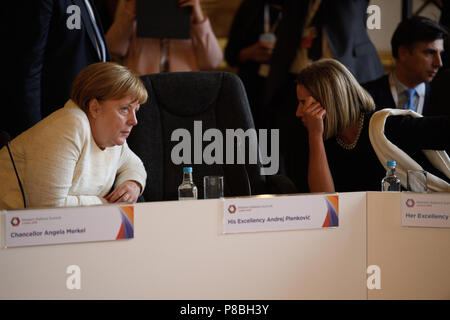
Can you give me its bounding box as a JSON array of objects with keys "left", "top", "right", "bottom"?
[
  {"left": 401, "top": 193, "right": 450, "bottom": 228},
  {"left": 223, "top": 194, "right": 339, "bottom": 234},
  {"left": 3, "top": 205, "right": 134, "bottom": 248}
]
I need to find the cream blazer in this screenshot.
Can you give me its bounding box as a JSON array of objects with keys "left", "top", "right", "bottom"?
[{"left": 0, "top": 100, "right": 147, "bottom": 209}]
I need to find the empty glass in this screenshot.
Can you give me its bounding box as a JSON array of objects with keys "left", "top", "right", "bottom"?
[{"left": 203, "top": 176, "right": 224, "bottom": 199}]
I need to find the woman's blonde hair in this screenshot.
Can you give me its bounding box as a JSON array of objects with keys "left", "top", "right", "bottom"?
[
  {"left": 296, "top": 59, "right": 375, "bottom": 140},
  {"left": 71, "top": 62, "right": 148, "bottom": 112}
]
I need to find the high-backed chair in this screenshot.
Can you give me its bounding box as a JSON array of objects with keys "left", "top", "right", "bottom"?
[{"left": 127, "top": 71, "right": 295, "bottom": 201}]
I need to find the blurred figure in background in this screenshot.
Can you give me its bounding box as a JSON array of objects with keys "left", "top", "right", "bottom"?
[
  {"left": 106, "top": 0, "right": 223, "bottom": 75},
  {"left": 225, "top": 0, "right": 283, "bottom": 129},
  {"left": 1, "top": 0, "right": 111, "bottom": 139}
]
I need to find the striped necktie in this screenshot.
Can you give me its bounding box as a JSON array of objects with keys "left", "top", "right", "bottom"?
[{"left": 84, "top": 0, "right": 106, "bottom": 62}]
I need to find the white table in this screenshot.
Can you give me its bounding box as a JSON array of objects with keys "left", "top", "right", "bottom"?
[{"left": 1, "top": 192, "right": 449, "bottom": 299}]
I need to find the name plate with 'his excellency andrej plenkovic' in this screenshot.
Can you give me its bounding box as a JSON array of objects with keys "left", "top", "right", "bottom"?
[
  {"left": 3, "top": 205, "right": 134, "bottom": 248},
  {"left": 223, "top": 194, "right": 339, "bottom": 234}
]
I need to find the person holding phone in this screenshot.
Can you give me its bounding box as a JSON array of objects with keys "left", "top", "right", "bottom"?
[
  {"left": 106, "top": 0, "right": 223, "bottom": 74},
  {"left": 225, "top": 0, "right": 283, "bottom": 129}
]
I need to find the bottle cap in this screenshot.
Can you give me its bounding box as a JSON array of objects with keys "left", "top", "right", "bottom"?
[
  {"left": 183, "top": 167, "right": 193, "bottom": 173},
  {"left": 387, "top": 160, "right": 396, "bottom": 167}
]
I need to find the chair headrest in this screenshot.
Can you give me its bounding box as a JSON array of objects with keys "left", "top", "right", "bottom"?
[{"left": 141, "top": 72, "right": 224, "bottom": 116}]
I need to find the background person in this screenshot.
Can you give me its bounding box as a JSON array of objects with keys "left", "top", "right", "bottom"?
[
  {"left": 363, "top": 16, "right": 448, "bottom": 115},
  {"left": 0, "top": 62, "right": 147, "bottom": 210},
  {"left": 225, "top": 0, "right": 283, "bottom": 129},
  {"left": 262, "top": 0, "right": 384, "bottom": 127},
  {"left": 106, "top": 0, "right": 223, "bottom": 75},
  {"left": 2, "top": 0, "right": 111, "bottom": 139},
  {"left": 295, "top": 59, "right": 450, "bottom": 193}
]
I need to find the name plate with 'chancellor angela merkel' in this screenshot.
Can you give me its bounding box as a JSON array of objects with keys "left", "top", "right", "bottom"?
[{"left": 3, "top": 205, "right": 134, "bottom": 248}]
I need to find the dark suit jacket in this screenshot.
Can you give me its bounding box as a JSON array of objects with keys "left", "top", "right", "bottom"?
[
  {"left": 429, "top": 69, "right": 450, "bottom": 117},
  {"left": 3, "top": 0, "right": 111, "bottom": 138},
  {"left": 264, "top": 0, "right": 384, "bottom": 110},
  {"left": 386, "top": 114, "right": 450, "bottom": 184},
  {"left": 362, "top": 74, "right": 432, "bottom": 115},
  {"left": 439, "top": 0, "right": 450, "bottom": 70}
]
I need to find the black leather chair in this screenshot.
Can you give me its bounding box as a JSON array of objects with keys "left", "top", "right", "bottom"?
[{"left": 127, "top": 71, "right": 296, "bottom": 201}]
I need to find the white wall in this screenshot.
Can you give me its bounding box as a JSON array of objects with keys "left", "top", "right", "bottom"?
[{"left": 368, "top": 0, "right": 442, "bottom": 52}]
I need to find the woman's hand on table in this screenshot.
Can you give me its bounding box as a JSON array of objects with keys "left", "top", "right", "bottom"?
[{"left": 105, "top": 180, "right": 141, "bottom": 203}]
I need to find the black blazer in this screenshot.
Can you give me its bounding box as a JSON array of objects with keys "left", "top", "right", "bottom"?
[
  {"left": 386, "top": 114, "right": 450, "bottom": 183},
  {"left": 362, "top": 75, "right": 432, "bottom": 115},
  {"left": 3, "top": 0, "right": 111, "bottom": 138},
  {"left": 264, "top": 0, "right": 384, "bottom": 109},
  {"left": 429, "top": 69, "right": 450, "bottom": 117}
]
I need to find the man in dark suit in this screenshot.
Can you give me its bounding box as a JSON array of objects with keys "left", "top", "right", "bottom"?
[
  {"left": 2, "top": 0, "right": 111, "bottom": 138},
  {"left": 363, "top": 16, "right": 447, "bottom": 116}
]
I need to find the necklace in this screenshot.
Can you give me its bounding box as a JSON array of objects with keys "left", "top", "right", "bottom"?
[{"left": 335, "top": 114, "right": 365, "bottom": 150}]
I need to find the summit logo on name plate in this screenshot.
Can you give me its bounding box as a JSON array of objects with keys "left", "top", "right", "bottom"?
[
  {"left": 228, "top": 205, "right": 237, "bottom": 214},
  {"left": 406, "top": 199, "right": 415, "bottom": 208},
  {"left": 11, "top": 217, "right": 21, "bottom": 227}
]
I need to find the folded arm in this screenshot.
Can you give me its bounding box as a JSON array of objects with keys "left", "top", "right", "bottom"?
[{"left": 111, "top": 142, "right": 147, "bottom": 202}]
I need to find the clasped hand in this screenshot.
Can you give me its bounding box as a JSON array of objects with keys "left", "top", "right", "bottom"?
[{"left": 102, "top": 180, "right": 141, "bottom": 204}]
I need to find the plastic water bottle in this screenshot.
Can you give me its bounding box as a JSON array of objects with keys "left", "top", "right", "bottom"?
[
  {"left": 178, "top": 167, "right": 198, "bottom": 200},
  {"left": 381, "top": 160, "right": 401, "bottom": 191}
]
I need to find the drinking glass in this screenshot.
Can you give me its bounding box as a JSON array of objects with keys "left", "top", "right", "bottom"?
[{"left": 203, "top": 176, "right": 224, "bottom": 199}]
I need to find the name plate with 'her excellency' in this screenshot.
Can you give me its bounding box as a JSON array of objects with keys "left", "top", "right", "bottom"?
[
  {"left": 223, "top": 194, "right": 339, "bottom": 234},
  {"left": 3, "top": 205, "right": 134, "bottom": 248},
  {"left": 401, "top": 193, "right": 450, "bottom": 228}
]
